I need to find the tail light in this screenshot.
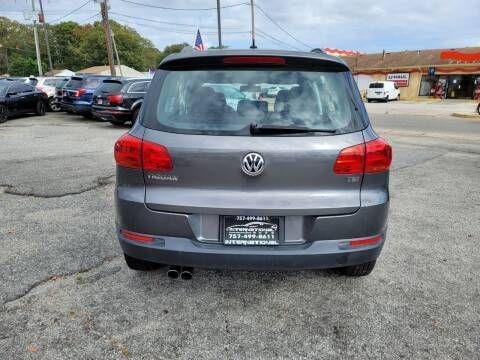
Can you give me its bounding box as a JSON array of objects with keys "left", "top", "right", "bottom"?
[
  {"left": 74, "top": 89, "right": 87, "bottom": 97},
  {"left": 334, "top": 138, "right": 392, "bottom": 174},
  {"left": 107, "top": 94, "right": 124, "bottom": 105},
  {"left": 364, "top": 138, "right": 392, "bottom": 173},
  {"left": 114, "top": 133, "right": 173, "bottom": 172}
]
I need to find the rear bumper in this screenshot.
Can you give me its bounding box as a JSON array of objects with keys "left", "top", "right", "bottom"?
[
  {"left": 60, "top": 102, "right": 91, "bottom": 114},
  {"left": 92, "top": 106, "right": 131, "bottom": 122},
  {"left": 118, "top": 231, "right": 384, "bottom": 270}
]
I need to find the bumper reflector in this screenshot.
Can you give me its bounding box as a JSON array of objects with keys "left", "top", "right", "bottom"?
[
  {"left": 121, "top": 230, "right": 154, "bottom": 243},
  {"left": 348, "top": 235, "right": 383, "bottom": 247}
]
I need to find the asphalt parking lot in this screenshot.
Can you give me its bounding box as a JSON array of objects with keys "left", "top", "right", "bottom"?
[{"left": 1, "top": 109, "right": 479, "bottom": 359}]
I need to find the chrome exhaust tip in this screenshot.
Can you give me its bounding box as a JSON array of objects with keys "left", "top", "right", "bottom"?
[
  {"left": 167, "top": 266, "right": 180, "bottom": 279},
  {"left": 180, "top": 267, "right": 193, "bottom": 280}
]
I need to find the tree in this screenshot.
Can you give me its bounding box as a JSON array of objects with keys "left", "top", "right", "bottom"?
[
  {"left": 0, "top": 16, "right": 184, "bottom": 73},
  {"left": 159, "top": 43, "right": 189, "bottom": 63},
  {"left": 8, "top": 53, "right": 42, "bottom": 76}
]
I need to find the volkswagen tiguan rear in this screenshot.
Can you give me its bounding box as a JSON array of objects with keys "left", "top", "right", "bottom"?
[{"left": 114, "top": 50, "right": 392, "bottom": 277}]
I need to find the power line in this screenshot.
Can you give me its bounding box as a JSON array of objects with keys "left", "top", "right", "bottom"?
[
  {"left": 254, "top": 3, "right": 312, "bottom": 50},
  {"left": 112, "top": 17, "right": 249, "bottom": 36},
  {"left": 256, "top": 28, "right": 302, "bottom": 51},
  {"left": 79, "top": 12, "right": 101, "bottom": 23},
  {"left": 50, "top": 0, "right": 92, "bottom": 23},
  {"left": 118, "top": 0, "right": 249, "bottom": 11},
  {"left": 110, "top": 11, "right": 241, "bottom": 29}
]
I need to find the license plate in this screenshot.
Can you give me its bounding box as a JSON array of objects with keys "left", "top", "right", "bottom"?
[
  {"left": 223, "top": 216, "right": 280, "bottom": 246},
  {"left": 97, "top": 98, "right": 103, "bottom": 105}
]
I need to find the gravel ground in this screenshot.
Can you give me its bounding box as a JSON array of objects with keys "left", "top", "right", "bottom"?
[{"left": 0, "top": 111, "right": 479, "bottom": 359}]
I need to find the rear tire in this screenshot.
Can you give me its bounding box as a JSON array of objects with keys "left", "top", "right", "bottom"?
[
  {"left": 124, "top": 254, "right": 164, "bottom": 271},
  {"left": 340, "top": 260, "right": 376, "bottom": 277},
  {"left": 49, "top": 98, "right": 61, "bottom": 112},
  {"left": 384, "top": 96, "right": 389, "bottom": 102},
  {"left": 0, "top": 105, "right": 8, "bottom": 123},
  {"left": 36, "top": 100, "right": 46, "bottom": 116}
]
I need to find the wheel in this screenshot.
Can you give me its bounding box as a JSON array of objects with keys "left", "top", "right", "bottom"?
[
  {"left": 124, "top": 254, "right": 164, "bottom": 271},
  {"left": 397, "top": 94, "right": 400, "bottom": 101},
  {"left": 0, "top": 105, "right": 8, "bottom": 123},
  {"left": 384, "top": 96, "right": 389, "bottom": 102},
  {"left": 36, "top": 100, "right": 46, "bottom": 116},
  {"left": 82, "top": 112, "right": 94, "bottom": 119},
  {"left": 49, "top": 98, "right": 61, "bottom": 112},
  {"left": 109, "top": 120, "right": 126, "bottom": 126},
  {"left": 340, "top": 260, "right": 376, "bottom": 277}
]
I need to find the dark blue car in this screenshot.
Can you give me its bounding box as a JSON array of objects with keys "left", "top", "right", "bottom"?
[{"left": 61, "top": 75, "right": 118, "bottom": 118}]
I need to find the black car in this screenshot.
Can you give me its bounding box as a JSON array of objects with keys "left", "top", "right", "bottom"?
[
  {"left": 61, "top": 75, "right": 117, "bottom": 118},
  {"left": 0, "top": 81, "right": 47, "bottom": 123},
  {"left": 92, "top": 78, "right": 151, "bottom": 126}
]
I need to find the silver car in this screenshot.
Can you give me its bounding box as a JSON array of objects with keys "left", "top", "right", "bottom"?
[{"left": 114, "top": 50, "right": 392, "bottom": 278}]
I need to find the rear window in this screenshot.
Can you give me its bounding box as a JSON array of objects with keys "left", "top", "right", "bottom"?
[
  {"left": 97, "top": 80, "right": 124, "bottom": 94},
  {"left": 369, "top": 82, "right": 384, "bottom": 89},
  {"left": 83, "top": 78, "right": 103, "bottom": 89},
  {"left": 43, "top": 78, "right": 68, "bottom": 87},
  {"left": 146, "top": 69, "right": 363, "bottom": 135},
  {"left": 66, "top": 77, "right": 83, "bottom": 89}
]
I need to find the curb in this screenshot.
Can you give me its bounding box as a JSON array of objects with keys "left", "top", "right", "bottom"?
[{"left": 451, "top": 113, "right": 480, "bottom": 119}]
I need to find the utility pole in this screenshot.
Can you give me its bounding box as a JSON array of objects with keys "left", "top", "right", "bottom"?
[
  {"left": 216, "top": 0, "right": 222, "bottom": 48},
  {"left": 38, "top": 0, "right": 53, "bottom": 71},
  {"left": 249, "top": 0, "right": 257, "bottom": 49},
  {"left": 111, "top": 30, "right": 123, "bottom": 77},
  {"left": 31, "top": 0, "right": 43, "bottom": 75},
  {"left": 98, "top": 0, "right": 116, "bottom": 76}
]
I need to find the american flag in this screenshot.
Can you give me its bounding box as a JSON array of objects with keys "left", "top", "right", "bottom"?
[{"left": 194, "top": 29, "right": 205, "bottom": 51}]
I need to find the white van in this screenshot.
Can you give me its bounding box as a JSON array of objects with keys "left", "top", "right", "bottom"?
[{"left": 366, "top": 81, "right": 400, "bottom": 102}]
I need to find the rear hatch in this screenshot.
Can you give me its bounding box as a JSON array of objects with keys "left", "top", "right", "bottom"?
[
  {"left": 367, "top": 82, "right": 385, "bottom": 97},
  {"left": 64, "top": 77, "right": 104, "bottom": 103},
  {"left": 63, "top": 76, "right": 83, "bottom": 103},
  {"left": 141, "top": 55, "right": 368, "bottom": 216},
  {"left": 94, "top": 79, "right": 125, "bottom": 107}
]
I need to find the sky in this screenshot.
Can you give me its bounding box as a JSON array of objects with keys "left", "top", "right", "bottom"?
[{"left": 1, "top": 0, "right": 479, "bottom": 53}]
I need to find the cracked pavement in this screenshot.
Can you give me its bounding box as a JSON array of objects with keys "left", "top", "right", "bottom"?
[{"left": 0, "top": 111, "right": 479, "bottom": 359}]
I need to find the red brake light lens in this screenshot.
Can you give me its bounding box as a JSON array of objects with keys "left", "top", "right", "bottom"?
[
  {"left": 114, "top": 133, "right": 143, "bottom": 169},
  {"left": 114, "top": 133, "right": 173, "bottom": 172},
  {"left": 333, "top": 143, "right": 365, "bottom": 174},
  {"left": 333, "top": 138, "right": 392, "bottom": 175},
  {"left": 223, "top": 56, "right": 286, "bottom": 65},
  {"left": 107, "top": 94, "right": 124, "bottom": 105},
  {"left": 74, "top": 88, "right": 87, "bottom": 97},
  {"left": 142, "top": 140, "right": 173, "bottom": 172},
  {"left": 365, "top": 138, "right": 392, "bottom": 173}
]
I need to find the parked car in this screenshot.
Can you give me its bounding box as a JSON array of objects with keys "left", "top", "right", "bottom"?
[
  {"left": 114, "top": 50, "right": 392, "bottom": 277},
  {"left": 366, "top": 81, "right": 400, "bottom": 102},
  {"left": 92, "top": 78, "right": 151, "bottom": 126},
  {"left": 35, "top": 77, "right": 70, "bottom": 111},
  {"left": 0, "top": 81, "right": 48, "bottom": 123},
  {"left": 61, "top": 75, "right": 116, "bottom": 117}
]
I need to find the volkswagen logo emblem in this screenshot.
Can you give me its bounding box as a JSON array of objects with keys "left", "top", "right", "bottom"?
[{"left": 242, "top": 152, "right": 265, "bottom": 176}]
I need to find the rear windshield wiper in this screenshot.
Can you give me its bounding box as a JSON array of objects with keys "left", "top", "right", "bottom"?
[{"left": 250, "top": 123, "right": 337, "bottom": 135}]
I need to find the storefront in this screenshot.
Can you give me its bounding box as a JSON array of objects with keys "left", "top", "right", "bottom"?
[{"left": 343, "top": 47, "right": 480, "bottom": 100}]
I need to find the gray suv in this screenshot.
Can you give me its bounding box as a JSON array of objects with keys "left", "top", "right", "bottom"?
[{"left": 114, "top": 50, "right": 392, "bottom": 277}]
